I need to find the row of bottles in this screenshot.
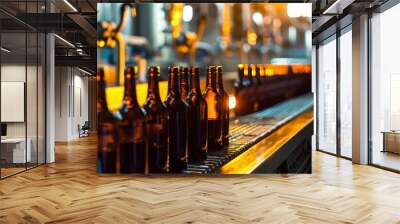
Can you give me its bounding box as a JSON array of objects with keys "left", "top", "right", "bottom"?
[
  {"left": 234, "top": 63, "right": 311, "bottom": 116},
  {"left": 97, "top": 65, "right": 229, "bottom": 174}
]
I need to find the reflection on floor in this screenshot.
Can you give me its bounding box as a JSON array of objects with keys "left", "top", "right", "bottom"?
[
  {"left": 0, "top": 167, "right": 25, "bottom": 178},
  {"left": 0, "top": 136, "right": 399, "bottom": 223},
  {"left": 373, "top": 150, "right": 400, "bottom": 171},
  {"left": 0, "top": 163, "right": 42, "bottom": 178}
]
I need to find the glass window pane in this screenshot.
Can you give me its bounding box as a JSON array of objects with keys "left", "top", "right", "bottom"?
[
  {"left": 340, "top": 29, "right": 352, "bottom": 158},
  {"left": 27, "top": 31, "right": 38, "bottom": 169},
  {"left": 38, "top": 32, "right": 46, "bottom": 165},
  {"left": 371, "top": 4, "right": 400, "bottom": 171},
  {"left": 317, "top": 37, "right": 337, "bottom": 154},
  {"left": 1, "top": 31, "right": 27, "bottom": 177}
]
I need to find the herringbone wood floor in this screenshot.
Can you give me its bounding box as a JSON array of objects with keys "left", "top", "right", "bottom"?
[{"left": 1, "top": 136, "right": 400, "bottom": 224}]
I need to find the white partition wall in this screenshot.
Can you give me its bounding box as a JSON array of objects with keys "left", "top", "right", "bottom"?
[{"left": 55, "top": 67, "right": 89, "bottom": 141}]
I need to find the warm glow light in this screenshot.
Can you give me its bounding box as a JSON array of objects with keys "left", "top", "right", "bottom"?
[
  {"left": 171, "top": 4, "right": 183, "bottom": 38},
  {"left": 258, "top": 64, "right": 264, "bottom": 77},
  {"left": 244, "top": 64, "right": 249, "bottom": 76},
  {"left": 251, "top": 65, "right": 256, "bottom": 77},
  {"left": 97, "top": 40, "right": 105, "bottom": 48},
  {"left": 106, "top": 81, "right": 169, "bottom": 111},
  {"left": 131, "top": 7, "right": 136, "bottom": 17},
  {"left": 229, "top": 95, "right": 236, "bottom": 110},
  {"left": 183, "top": 5, "right": 193, "bottom": 22},
  {"left": 287, "top": 3, "right": 311, "bottom": 18},
  {"left": 247, "top": 31, "right": 257, "bottom": 46}
]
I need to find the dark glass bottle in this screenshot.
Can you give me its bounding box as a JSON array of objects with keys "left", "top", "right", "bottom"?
[
  {"left": 216, "top": 66, "right": 229, "bottom": 147},
  {"left": 234, "top": 64, "right": 245, "bottom": 89},
  {"left": 179, "top": 66, "right": 190, "bottom": 103},
  {"left": 234, "top": 64, "right": 246, "bottom": 116},
  {"left": 203, "top": 66, "right": 223, "bottom": 152},
  {"left": 143, "top": 66, "right": 169, "bottom": 173},
  {"left": 187, "top": 67, "right": 208, "bottom": 162},
  {"left": 118, "top": 67, "right": 147, "bottom": 173},
  {"left": 247, "top": 64, "right": 257, "bottom": 113},
  {"left": 246, "top": 64, "right": 254, "bottom": 86},
  {"left": 254, "top": 64, "right": 263, "bottom": 111},
  {"left": 97, "top": 67, "right": 117, "bottom": 173},
  {"left": 165, "top": 66, "right": 188, "bottom": 172},
  {"left": 255, "top": 64, "right": 262, "bottom": 85}
]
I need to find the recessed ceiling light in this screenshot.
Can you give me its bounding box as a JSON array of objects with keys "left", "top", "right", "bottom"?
[
  {"left": 1, "top": 47, "right": 11, "bottom": 53},
  {"left": 78, "top": 67, "right": 93, "bottom": 76},
  {"left": 54, "top": 34, "right": 75, "bottom": 48},
  {"left": 63, "top": 0, "right": 78, "bottom": 12}
]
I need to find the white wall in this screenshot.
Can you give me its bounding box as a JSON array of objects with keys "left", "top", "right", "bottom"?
[
  {"left": 55, "top": 67, "right": 89, "bottom": 141},
  {"left": 1, "top": 65, "right": 37, "bottom": 138}
]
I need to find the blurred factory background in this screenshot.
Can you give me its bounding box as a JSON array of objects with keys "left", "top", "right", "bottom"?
[{"left": 97, "top": 3, "right": 312, "bottom": 84}]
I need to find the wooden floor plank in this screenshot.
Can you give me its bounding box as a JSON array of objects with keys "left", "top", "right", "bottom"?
[{"left": 0, "top": 136, "right": 399, "bottom": 223}]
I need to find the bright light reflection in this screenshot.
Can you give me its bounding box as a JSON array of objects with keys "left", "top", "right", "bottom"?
[
  {"left": 229, "top": 95, "right": 236, "bottom": 110},
  {"left": 252, "top": 12, "right": 263, "bottom": 25},
  {"left": 287, "top": 3, "right": 311, "bottom": 18},
  {"left": 183, "top": 5, "right": 193, "bottom": 22}
]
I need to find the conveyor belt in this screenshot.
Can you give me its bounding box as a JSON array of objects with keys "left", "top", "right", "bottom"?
[{"left": 183, "top": 94, "right": 314, "bottom": 174}]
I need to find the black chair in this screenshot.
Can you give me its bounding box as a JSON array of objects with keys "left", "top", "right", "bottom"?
[{"left": 78, "top": 121, "right": 90, "bottom": 138}]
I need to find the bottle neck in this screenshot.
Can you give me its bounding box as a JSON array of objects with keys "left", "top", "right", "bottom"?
[
  {"left": 180, "top": 69, "right": 189, "bottom": 94},
  {"left": 206, "top": 66, "right": 216, "bottom": 89},
  {"left": 238, "top": 66, "right": 244, "bottom": 84},
  {"left": 147, "top": 74, "right": 162, "bottom": 102},
  {"left": 190, "top": 71, "right": 201, "bottom": 94},
  {"left": 123, "top": 68, "right": 139, "bottom": 107},
  {"left": 255, "top": 66, "right": 261, "bottom": 84},
  {"left": 247, "top": 66, "right": 253, "bottom": 84},
  {"left": 216, "top": 67, "right": 224, "bottom": 91},
  {"left": 168, "top": 68, "right": 180, "bottom": 95}
]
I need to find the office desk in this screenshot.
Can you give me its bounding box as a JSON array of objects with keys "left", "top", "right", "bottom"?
[{"left": 1, "top": 138, "right": 31, "bottom": 164}]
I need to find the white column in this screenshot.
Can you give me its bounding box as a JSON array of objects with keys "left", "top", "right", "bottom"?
[{"left": 352, "top": 14, "right": 369, "bottom": 164}]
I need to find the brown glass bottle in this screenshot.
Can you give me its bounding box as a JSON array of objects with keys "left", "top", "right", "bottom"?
[
  {"left": 216, "top": 66, "right": 229, "bottom": 147},
  {"left": 246, "top": 64, "right": 254, "bottom": 86},
  {"left": 165, "top": 66, "right": 188, "bottom": 172},
  {"left": 179, "top": 66, "right": 190, "bottom": 103},
  {"left": 97, "top": 67, "right": 117, "bottom": 173},
  {"left": 247, "top": 64, "right": 257, "bottom": 113},
  {"left": 255, "top": 65, "right": 262, "bottom": 85},
  {"left": 118, "top": 67, "right": 147, "bottom": 173},
  {"left": 234, "top": 64, "right": 247, "bottom": 116},
  {"left": 143, "top": 66, "right": 169, "bottom": 173},
  {"left": 254, "top": 64, "right": 263, "bottom": 111},
  {"left": 234, "top": 64, "right": 244, "bottom": 89},
  {"left": 203, "top": 66, "right": 223, "bottom": 152},
  {"left": 187, "top": 67, "right": 208, "bottom": 162}
]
